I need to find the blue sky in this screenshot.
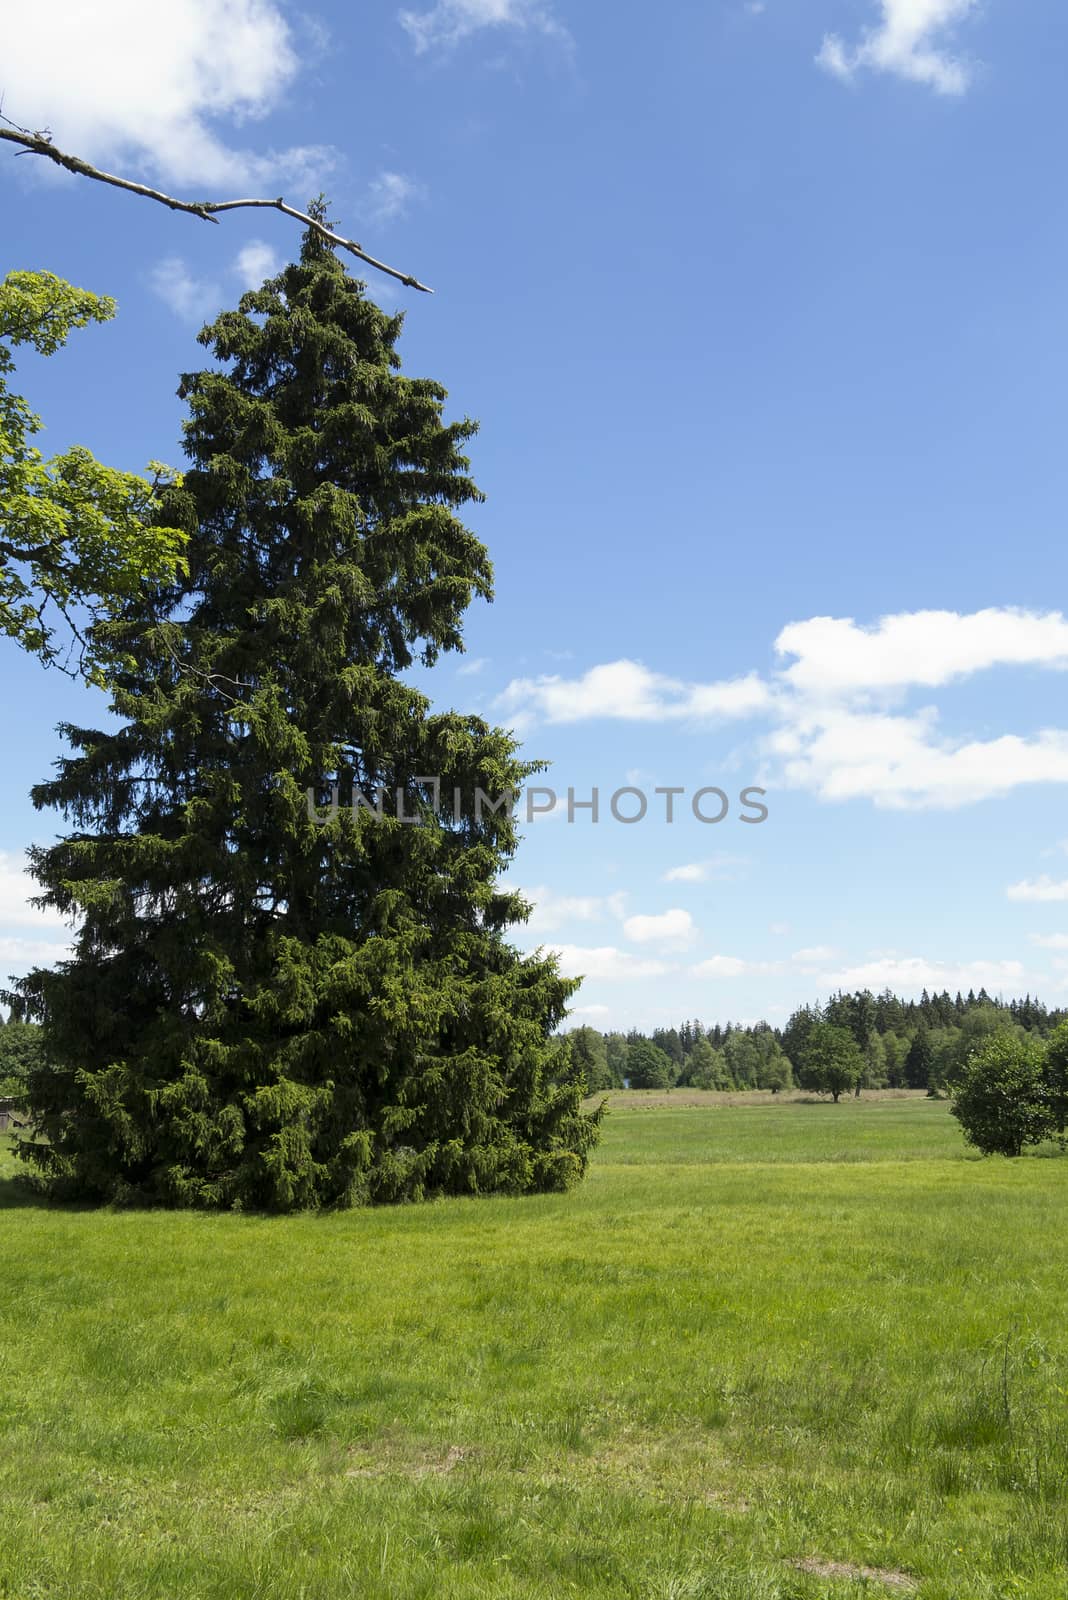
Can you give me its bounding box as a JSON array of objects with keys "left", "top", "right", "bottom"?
[{"left": 4, "top": 0, "right": 1068, "bottom": 1031}]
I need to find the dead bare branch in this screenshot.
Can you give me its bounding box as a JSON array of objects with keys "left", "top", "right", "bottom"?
[{"left": 0, "top": 116, "right": 433, "bottom": 294}]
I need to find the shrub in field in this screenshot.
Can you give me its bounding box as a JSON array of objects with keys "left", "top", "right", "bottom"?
[{"left": 950, "top": 1035, "right": 1054, "bottom": 1157}]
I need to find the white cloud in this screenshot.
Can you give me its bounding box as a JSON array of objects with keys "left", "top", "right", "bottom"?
[
  {"left": 545, "top": 944, "right": 673, "bottom": 981},
  {"left": 816, "top": 955, "right": 1027, "bottom": 996},
  {"left": 691, "top": 954, "right": 784, "bottom": 979},
  {"left": 364, "top": 171, "right": 419, "bottom": 226},
  {"left": 791, "top": 946, "right": 841, "bottom": 964},
  {"left": 817, "top": 0, "right": 980, "bottom": 96},
  {"left": 5, "top": 0, "right": 335, "bottom": 187},
  {"left": 496, "top": 609, "right": 1068, "bottom": 811},
  {"left": 1008, "top": 877, "right": 1068, "bottom": 903},
  {"left": 770, "top": 705, "right": 1068, "bottom": 810},
  {"left": 622, "top": 909, "right": 698, "bottom": 949},
  {"left": 662, "top": 854, "right": 747, "bottom": 884},
  {"left": 495, "top": 660, "right": 772, "bottom": 732},
  {"left": 0, "top": 852, "right": 75, "bottom": 974},
  {"left": 1031, "top": 933, "right": 1068, "bottom": 949},
  {"left": 233, "top": 240, "right": 280, "bottom": 288},
  {"left": 0, "top": 852, "right": 70, "bottom": 929},
  {"left": 517, "top": 885, "right": 627, "bottom": 935},
  {"left": 775, "top": 609, "right": 1068, "bottom": 701},
  {"left": 457, "top": 657, "right": 489, "bottom": 678},
  {"left": 150, "top": 258, "right": 222, "bottom": 323},
  {"left": 399, "top": 0, "right": 568, "bottom": 54},
  {"left": 567, "top": 1004, "right": 610, "bottom": 1020},
  {"left": 0, "top": 937, "right": 74, "bottom": 966}
]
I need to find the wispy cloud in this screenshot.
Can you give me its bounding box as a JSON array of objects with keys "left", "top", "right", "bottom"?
[
  {"left": 399, "top": 0, "right": 569, "bottom": 54},
  {"left": 815, "top": 955, "right": 1028, "bottom": 996},
  {"left": 233, "top": 239, "right": 280, "bottom": 288},
  {"left": 150, "top": 258, "right": 221, "bottom": 323},
  {"left": 517, "top": 885, "right": 627, "bottom": 936},
  {"left": 364, "top": 171, "right": 419, "bottom": 226},
  {"left": 5, "top": 0, "right": 336, "bottom": 187},
  {"left": 691, "top": 954, "right": 784, "bottom": 979},
  {"left": 1008, "top": 878, "right": 1068, "bottom": 904},
  {"left": 817, "top": 0, "right": 980, "bottom": 96},
  {"left": 662, "top": 855, "right": 747, "bottom": 885}
]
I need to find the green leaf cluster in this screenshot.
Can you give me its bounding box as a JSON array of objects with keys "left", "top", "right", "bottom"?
[{"left": 0, "top": 270, "right": 187, "bottom": 683}]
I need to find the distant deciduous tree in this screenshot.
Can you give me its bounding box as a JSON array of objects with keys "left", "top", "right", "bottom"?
[
  {"left": 797, "top": 1023, "right": 863, "bottom": 1103},
  {"left": 625, "top": 1039, "right": 673, "bottom": 1090}
]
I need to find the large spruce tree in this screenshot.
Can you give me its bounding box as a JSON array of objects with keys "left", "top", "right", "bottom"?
[{"left": 13, "top": 219, "right": 600, "bottom": 1210}]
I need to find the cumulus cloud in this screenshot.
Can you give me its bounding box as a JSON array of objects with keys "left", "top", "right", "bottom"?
[
  {"left": 817, "top": 0, "right": 980, "bottom": 96},
  {"left": 769, "top": 706, "right": 1068, "bottom": 810},
  {"left": 494, "top": 608, "right": 1068, "bottom": 811},
  {"left": 791, "top": 946, "right": 841, "bottom": 964},
  {"left": 495, "top": 661, "right": 772, "bottom": 732},
  {"left": 4, "top": 0, "right": 335, "bottom": 187},
  {"left": 775, "top": 609, "right": 1068, "bottom": 700},
  {"left": 545, "top": 944, "right": 673, "bottom": 982},
  {"left": 399, "top": 0, "right": 568, "bottom": 54},
  {"left": 622, "top": 909, "right": 698, "bottom": 949}
]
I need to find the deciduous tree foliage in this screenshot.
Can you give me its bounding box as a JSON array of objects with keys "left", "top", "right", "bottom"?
[
  {"left": 797, "top": 1022, "right": 863, "bottom": 1103},
  {"left": 12, "top": 224, "right": 601, "bottom": 1209},
  {"left": 950, "top": 1035, "right": 1053, "bottom": 1158},
  {"left": 0, "top": 270, "right": 186, "bottom": 682}
]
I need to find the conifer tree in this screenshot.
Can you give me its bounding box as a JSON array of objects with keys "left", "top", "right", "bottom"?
[{"left": 13, "top": 218, "right": 601, "bottom": 1210}]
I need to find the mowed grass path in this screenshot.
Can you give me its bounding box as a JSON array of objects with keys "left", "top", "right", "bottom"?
[{"left": 2, "top": 1096, "right": 1068, "bottom": 1598}]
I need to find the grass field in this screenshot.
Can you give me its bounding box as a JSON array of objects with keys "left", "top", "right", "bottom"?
[{"left": 2, "top": 1093, "right": 1067, "bottom": 1598}]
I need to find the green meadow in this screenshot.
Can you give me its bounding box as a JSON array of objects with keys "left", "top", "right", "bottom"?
[{"left": 2, "top": 1093, "right": 1067, "bottom": 1599}]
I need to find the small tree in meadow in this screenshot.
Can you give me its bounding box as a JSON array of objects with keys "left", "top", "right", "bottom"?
[
  {"left": 797, "top": 1022, "right": 863, "bottom": 1103},
  {"left": 625, "top": 1039, "right": 673, "bottom": 1089},
  {"left": 950, "top": 1035, "right": 1053, "bottom": 1158}
]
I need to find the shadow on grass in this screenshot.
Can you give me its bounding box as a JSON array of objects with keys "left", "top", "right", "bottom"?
[{"left": 0, "top": 1139, "right": 92, "bottom": 1213}]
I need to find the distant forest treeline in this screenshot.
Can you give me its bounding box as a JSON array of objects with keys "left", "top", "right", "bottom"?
[{"left": 568, "top": 988, "right": 1068, "bottom": 1095}]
